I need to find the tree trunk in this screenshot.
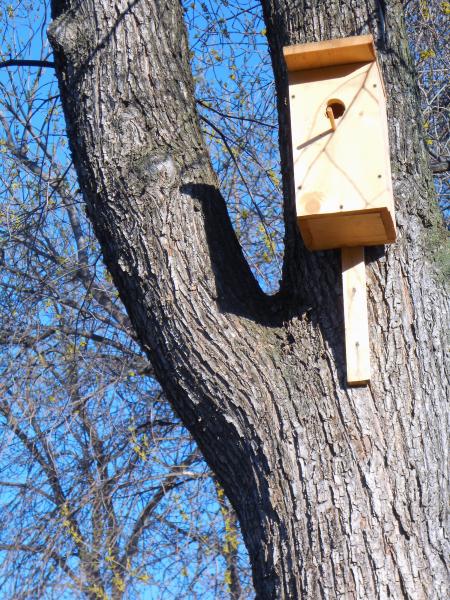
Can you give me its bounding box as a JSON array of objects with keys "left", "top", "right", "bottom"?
[{"left": 48, "top": 0, "right": 448, "bottom": 598}]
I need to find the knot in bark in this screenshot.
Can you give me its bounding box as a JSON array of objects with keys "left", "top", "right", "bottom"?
[
  {"left": 136, "top": 153, "right": 180, "bottom": 188},
  {"left": 48, "top": 11, "right": 92, "bottom": 67}
]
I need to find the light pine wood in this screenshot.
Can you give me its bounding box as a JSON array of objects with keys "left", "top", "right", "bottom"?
[
  {"left": 299, "top": 208, "right": 395, "bottom": 250},
  {"left": 341, "top": 247, "right": 370, "bottom": 385},
  {"left": 283, "top": 36, "right": 396, "bottom": 251},
  {"left": 283, "top": 34, "right": 375, "bottom": 72}
]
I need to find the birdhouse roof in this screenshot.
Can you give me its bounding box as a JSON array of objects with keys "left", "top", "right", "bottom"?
[{"left": 283, "top": 35, "right": 376, "bottom": 72}]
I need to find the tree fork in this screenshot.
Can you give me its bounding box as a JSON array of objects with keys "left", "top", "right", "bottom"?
[{"left": 48, "top": 0, "right": 448, "bottom": 598}]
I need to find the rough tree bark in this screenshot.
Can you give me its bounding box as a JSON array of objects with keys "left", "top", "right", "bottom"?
[{"left": 48, "top": 0, "right": 448, "bottom": 598}]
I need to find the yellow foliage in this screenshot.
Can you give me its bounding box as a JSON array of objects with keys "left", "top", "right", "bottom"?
[
  {"left": 112, "top": 573, "right": 125, "bottom": 592},
  {"left": 89, "top": 584, "right": 108, "bottom": 600},
  {"left": 420, "top": 0, "right": 431, "bottom": 19},
  {"left": 133, "top": 445, "right": 147, "bottom": 461},
  {"left": 180, "top": 508, "right": 189, "bottom": 521},
  {"left": 267, "top": 168, "right": 280, "bottom": 186},
  {"left": 420, "top": 49, "right": 436, "bottom": 59},
  {"left": 129, "top": 429, "right": 148, "bottom": 461}
]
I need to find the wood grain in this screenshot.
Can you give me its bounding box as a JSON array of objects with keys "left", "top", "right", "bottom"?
[
  {"left": 285, "top": 51, "right": 396, "bottom": 250},
  {"left": 283, "top": 34, "right": 375, "bottom": 71}
]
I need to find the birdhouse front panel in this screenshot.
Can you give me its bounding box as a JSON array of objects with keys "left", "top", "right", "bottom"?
[{"left": 284, "top": 36, "right": 396, "bottom": 251}]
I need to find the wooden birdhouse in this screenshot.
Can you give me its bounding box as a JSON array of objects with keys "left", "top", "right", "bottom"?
[{"left": 283, "top": 35, "right": 397, "bottom": 385}]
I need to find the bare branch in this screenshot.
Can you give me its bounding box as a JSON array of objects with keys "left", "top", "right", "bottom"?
[{"left": 0, "top": 59, "right": 55, "bottom": 70}]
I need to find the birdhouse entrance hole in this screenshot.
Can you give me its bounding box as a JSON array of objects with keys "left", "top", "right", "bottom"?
[
  {"left": 326, "top": 98, "right": 345, "bottom": 119},
  {"left": 326, "top": 99, "right": 345, "bottom": 130}
]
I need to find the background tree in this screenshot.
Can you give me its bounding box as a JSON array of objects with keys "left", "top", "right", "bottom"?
[
  {"left": 45, "top": 0, "right": 448, "bottom": 598},
  {"left": 405, "top": 0, "right": 449, "bottom": 225}
]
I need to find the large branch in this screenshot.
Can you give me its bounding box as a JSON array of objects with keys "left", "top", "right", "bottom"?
[
  {"left": 0, "top": 59, "right": 55, "bottom": 69},
  {"left": 48, "top": 0, "right": 283, "bottom": 512}
]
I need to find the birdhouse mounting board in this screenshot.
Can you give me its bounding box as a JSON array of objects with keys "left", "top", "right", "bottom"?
[{"left": 341, "top": 247, "right": 371, "bottom": 384}]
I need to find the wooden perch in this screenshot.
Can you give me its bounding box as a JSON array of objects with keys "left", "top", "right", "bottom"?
[{"left": 326, "top": 106, "right": 337, "bottom": 131}]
